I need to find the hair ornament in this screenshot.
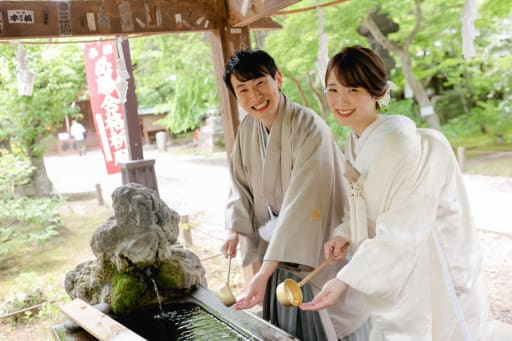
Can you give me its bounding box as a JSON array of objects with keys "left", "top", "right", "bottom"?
[{"left": 377, "top": 81, "right": 398, "bottom": 108}]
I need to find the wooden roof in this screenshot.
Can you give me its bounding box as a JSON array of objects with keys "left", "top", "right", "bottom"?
[{"left": 0, "top": 0, "right": 299, "bottom": 40}]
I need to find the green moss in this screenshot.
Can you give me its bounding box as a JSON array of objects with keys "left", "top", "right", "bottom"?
[
  {"left": 111, "top": 271, "right": 146, "bottom": 314},
  {"left": 156, "top": 261, "right": 185, "bottom": 289}
]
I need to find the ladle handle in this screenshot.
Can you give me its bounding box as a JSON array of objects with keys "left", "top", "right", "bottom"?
[
  {"left": 297, "top": 241, "right": 350, "bottom": 287},
  {"left": 226, "top": 254, "right": 232, "bottom": 286}
]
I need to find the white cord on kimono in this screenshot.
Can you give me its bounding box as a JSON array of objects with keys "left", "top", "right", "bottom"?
[{"left": 344, "top": 161, "right": 369, "bottom": 247}]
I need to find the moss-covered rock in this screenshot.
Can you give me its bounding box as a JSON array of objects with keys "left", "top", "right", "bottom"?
[
  {"left": 111, "top": 271, "right": 146, "bottom": 314},
  {"left": 156, "top": 261, "right": 185, "bottom": 289}
]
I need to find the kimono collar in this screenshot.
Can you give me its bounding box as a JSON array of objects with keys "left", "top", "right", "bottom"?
[
  {"left": 261, "top": 93, "right": 292, "bottom": 214},
  {"left": 349, "top": 115, "right": 386, "bottom": 162}
]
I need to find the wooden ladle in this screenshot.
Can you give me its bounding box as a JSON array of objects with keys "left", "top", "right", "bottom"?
[
  {"left": 276, "top": 242, "right": 350, "bottom": 307},
  {"left": 216, "top": 254, "right": 237, "bottom": 307}
]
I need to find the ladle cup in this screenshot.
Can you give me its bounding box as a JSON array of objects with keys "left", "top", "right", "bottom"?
[
  {"left": 276, "top": 241, "right": 350, "bottom": 307},
  {"left": 216, "top": 254, "right": 237, "bottom": 307}
]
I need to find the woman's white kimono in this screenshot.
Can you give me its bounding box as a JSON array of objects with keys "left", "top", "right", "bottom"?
[
  {"left": 334, "top": 114, "right": 491, "bottom": 340},
  {"left": 225, "top": 93, "right": 369, "bottom": 338}
]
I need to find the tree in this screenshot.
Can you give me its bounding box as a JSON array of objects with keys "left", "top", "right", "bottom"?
[
  {"left": 130, "top": 33, "right": 218, "bottom": 134},
  {"left": 0, "top": 42, "right": 85, "bottom": 197},
  {"left": 360, "top": 1, "right": 443, "bottom": 129}
]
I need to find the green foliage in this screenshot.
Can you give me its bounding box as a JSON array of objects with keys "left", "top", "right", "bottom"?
[
  {"left": 0, "top": 150, "right": 62, "bottom": 249},
  {"left": 0, "top": 288, "right": 45, "bottom": 321},
  {"left": 0, "top": 43, "right": 85, "bottom": 159},
  {"left": 130, "top": 33, "right": 218, "bottom": 134},
  {"left": 0, "top": 272, "right": 46, "bottom": 322},
  {"left": 0, "top": 151, "right": 34, "bottom": 199},
  {"left": 0, "top": 196, "right": 63, "bottom": 245}
]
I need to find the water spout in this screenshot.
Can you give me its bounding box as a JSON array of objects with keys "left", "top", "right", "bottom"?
[
  {"left": 145, "top": 266, "right": 155, "bottom": 279},
  {"left": 144, "top": 267, "right": 164, "bottom": 314}
]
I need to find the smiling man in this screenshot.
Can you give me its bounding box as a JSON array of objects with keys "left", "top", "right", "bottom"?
[{"left": 220, "top": 49, "right": 371, "bottom": 341}]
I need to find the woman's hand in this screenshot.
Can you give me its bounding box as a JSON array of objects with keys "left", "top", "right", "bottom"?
[
  {"left": 324, "top": 236, "right": 349, "bottom": 261},
  {"left": 233, "top": 270, "right": 268, "bottom": 310},
  {"left": 299, "top": 278, "right": 349, "bottom": 311},
  {"left": 221, "top": 229, "right": 239, "bottom": 258}
]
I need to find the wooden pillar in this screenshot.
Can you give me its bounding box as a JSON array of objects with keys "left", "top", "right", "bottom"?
[
  {"left": 116, "top": 37, "right": 159, "bottom": 194},
  {"left": 207, "top": 23, "right": 250, "bottom": 157},
  {"left": 207, "top": 8, "right": 254, "bottom": 285},
  {"left": 117, "top": 37, "right": 143, "bottom": 161}
]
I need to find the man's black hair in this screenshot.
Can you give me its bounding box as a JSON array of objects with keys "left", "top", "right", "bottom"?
[{"left": 223, "top": 48, "right": 279, "bottom": 96}]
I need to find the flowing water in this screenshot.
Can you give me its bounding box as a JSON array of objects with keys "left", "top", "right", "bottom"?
[
  {"left": 117, "top": 301, "right": 256, "bottom": 340},
  {"left": 150, "top": 276, "right": 164, "bottom": 313},
  {"left": 137, "top": 268, "right": 255, "bottom": 340}
]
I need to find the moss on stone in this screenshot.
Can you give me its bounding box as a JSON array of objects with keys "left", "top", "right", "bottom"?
[
  {"left": 111, "top": 271, "right": 146, "bottom": 314},
  {"left": 156, "top": 261, "right": 185, "bottom": 289}
]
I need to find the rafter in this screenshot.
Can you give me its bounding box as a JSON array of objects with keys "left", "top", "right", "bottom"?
[{"left": 227, "top": 0, "right": 300, "bottom": 27}]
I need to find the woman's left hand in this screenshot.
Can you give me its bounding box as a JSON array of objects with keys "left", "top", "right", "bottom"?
[{"left": 299, "top": 278, "right": 349, "bottom": 311}]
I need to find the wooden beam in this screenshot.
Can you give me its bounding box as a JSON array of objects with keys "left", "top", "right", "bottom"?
[
  {"left": 249, "top": 17, "right": 282, "bottom": 31},
  {"left": 0, "top": 1, "right": 219, "bottom": 40},
  {"left": 227, "top": 0, "right": 300, "bottom": 27}
]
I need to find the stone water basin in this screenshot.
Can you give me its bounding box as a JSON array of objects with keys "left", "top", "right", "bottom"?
[{"left": 52, "top": 286, "right": 299, "bottom": 341}]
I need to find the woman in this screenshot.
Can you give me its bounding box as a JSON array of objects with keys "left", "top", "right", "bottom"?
[{"left": 300, "top": 45, "right": 491, "bottom": 340}]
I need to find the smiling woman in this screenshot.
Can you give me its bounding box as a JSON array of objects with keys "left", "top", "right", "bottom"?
[{"left": 299, "top": 45, "right": 493, "bottom": 340}]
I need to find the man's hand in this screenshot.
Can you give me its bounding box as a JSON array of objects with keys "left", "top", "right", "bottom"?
[
  {"left": 233, "top": 271, "right": 268, "bottom": 310},
  {"left": 221, "top": 229, "right": 239, "bottom": 258},
  {"left": 299, "top": 278, "right": 349, "bottom": 311},
  {"left": 324, "top": 236, "right": 349, "bottom": 261}
]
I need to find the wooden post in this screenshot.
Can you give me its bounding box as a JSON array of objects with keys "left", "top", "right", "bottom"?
[
  {"left": 457, "top": 146, "right": 466, "bottom": 171},
  {"left": 117, "top": 37, "right": 144, "bottom": 161},
  {"left": 180, "top": 215, "right": 193, "bottom": 247},
  {"left": 206, "top": 24, "right": 249, "bottom": 157},
  {"left": 95, "top": 183, "right": 104, "bottom": 206}
]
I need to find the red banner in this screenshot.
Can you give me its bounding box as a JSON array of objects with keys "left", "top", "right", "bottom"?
[{"left": 83, "top": 41, "right": 128, "bottom": 174}]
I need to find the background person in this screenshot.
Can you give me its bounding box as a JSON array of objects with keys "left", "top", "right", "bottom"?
[
  {"left": 70, "top": 119, "right": 87, "bottom": 156},
  {"left": 220, "top": 48, "right": 370, "bottom": 341},
  {"left": 300, "top": 45, "right": 491, "bottom": 340}
]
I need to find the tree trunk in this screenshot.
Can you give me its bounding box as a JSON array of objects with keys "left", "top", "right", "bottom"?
[
  {"left": 306, "top": 72, "right": 328, "bottom": 118},
  {"left": 29, "top": 156, "right": 54, "bottom": 197},
  {"left": 361, "top": 2, "right": 441, "bottom": 130},
  {"left": 289, "top": 75, "right": 309, "bottom": 107},
  {"left": 397, "top": 51, "right": 440, "bottom": 129}
]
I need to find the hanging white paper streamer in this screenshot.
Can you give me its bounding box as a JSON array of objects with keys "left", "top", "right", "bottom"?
[
  {"left": 15, "top": 43, "right": 35, "bottom": 96},
  {"left": 461, "top": 0, "right": 478, "bottom": 59},
  {"left": 241, "top": 0, "right": 250, "bottom": 17},
  {"left": 115, "top": 37, "right": 130, "bottom": 103}
]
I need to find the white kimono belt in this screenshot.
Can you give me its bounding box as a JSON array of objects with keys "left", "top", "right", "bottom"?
[{"left": 344, "top": 160, "right": 369, "bottom": 247}]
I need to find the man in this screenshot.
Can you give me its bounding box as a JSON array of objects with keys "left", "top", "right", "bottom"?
[
  {"left": 220, "top": 48, "right": 370, "bottom": 341},
  {"left": 70, "top": 119, "right": 87, "bottom": 156}
]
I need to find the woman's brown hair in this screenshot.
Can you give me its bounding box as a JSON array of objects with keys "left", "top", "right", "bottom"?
[{"left": 325, "top": 45, "right": 388, "bottom": 99}]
